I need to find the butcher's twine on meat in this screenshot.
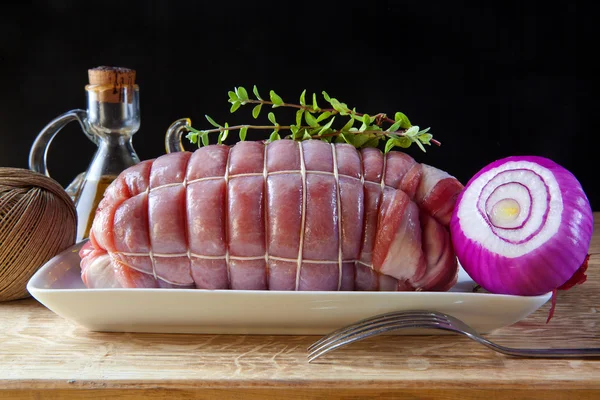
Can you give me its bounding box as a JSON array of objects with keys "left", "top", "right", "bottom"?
[{"left": 0, "top": 168, "right": 77, "bottom": 301}]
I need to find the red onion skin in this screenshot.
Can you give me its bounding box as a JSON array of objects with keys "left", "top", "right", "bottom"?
[{"left": 450, "top": 156, "right": 594, "bottom": 296}]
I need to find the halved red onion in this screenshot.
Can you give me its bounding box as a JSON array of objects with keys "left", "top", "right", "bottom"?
[{"left": 450, "top": 156, "right": 594, "bottom": 296}]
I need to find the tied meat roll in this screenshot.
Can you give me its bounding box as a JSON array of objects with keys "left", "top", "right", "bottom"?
[{"left": 80, "top": 140, "right": 464, "bottom": 291}]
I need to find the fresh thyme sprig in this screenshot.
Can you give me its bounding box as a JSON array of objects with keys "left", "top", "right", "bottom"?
[{"left": 185, "top": 86, "right": 440, "bottom": 153}]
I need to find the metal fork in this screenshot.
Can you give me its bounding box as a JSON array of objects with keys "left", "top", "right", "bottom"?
[{"left": 307, "top": 310, "right": 600, "bottom": 362}]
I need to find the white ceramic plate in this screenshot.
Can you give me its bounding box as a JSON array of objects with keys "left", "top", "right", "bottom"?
[{"left": 27, "top": 241, "right": 551, "bottom": 335}]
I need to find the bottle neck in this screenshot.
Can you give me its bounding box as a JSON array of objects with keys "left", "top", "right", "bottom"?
[
  {"left": 82, "top": 84, "right": 141, "bottom": 180},
  {"left": 85, "top": 84, "right": 140, "bottom": 138}
]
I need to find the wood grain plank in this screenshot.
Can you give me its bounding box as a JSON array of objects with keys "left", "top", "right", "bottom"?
[
  {"left": 590, "top": 214, "right": 600, "bottom": 255},
  {"left": 1, "top": 294, "right": 599, "bottom": 388},
  {"left": 1, "top": 389, "right": 600, "bottom": 400},
  {"left": 0, "top": 212, "right": 599, "bottom": 396}
]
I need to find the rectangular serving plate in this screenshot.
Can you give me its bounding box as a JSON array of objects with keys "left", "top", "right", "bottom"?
[{"left": 27, "top": 242, "right": 551, "bottom": 335}]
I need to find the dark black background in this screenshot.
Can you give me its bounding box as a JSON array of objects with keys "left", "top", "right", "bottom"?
[{"left": 2, "top": 1, "right": 594, "bottom": 208}]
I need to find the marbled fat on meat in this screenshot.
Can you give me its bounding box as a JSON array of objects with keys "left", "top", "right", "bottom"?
[{"left": 80, "top": 140, "right": 463, "bottom": 291}]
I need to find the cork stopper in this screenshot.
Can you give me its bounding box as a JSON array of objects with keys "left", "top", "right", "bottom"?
[{"left": 86, "top": 66, "right": 137, "bottom": 103}]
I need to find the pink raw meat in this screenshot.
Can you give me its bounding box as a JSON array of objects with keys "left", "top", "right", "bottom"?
[{"left": 81, "top": 140, "right": 463, "bottom": 291}]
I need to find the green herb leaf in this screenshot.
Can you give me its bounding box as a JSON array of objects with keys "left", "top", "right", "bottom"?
[
  {"left": 299, "top": 89, "right": 306, "bottom": 106},
  {"left": 221, "top": 122, "right": 230, "bottom": 142},
  {"left": 252, "top": 85, "right": 262, "bottom": 100},
  {"left": 353, "top": 133, "right": 373, "bottom": 148},
  {"left": 230, "top": 101, "right": 242, "bottom": 113},
  {"left": 386, "top": 120, "right": 403, "bottom": 132},
  {"left": 305, "top": 111, "right": 319, "bottom": 127},
  {"left": 228, "top": 91, "right": 239, "bottom": 102},
  {"left": 322, "top": 91, "right": 331, "bottom": 102},
  {"left": 405, "top": 126, "right": 420, "bottom": 138},
  {"left": 318, "top": 116, "right": 335, "bottom": 135},
  {"left": 239, "top": 126, "right": 248, "bottom": 141},
  {"left": 316, "top": 111, "right": 332, "bottom": 122},
  {"left": 362, "top": 137, "right": 380, "bottom": 148},
  {"left": 268, "top": 112, "right": 277, "bottom": 125},
  {"left": 205, "top": 115, "right": 220, "bottom": 128},
  {"left": 237, "top": 86, "right": 249, "bottom": 101},
  {"left": 340, "top": 133, "right": 354, "bottom": 146},
  {"left": 270, "top": 90, "right": 284, "bottom": 107},
  {"left": 296, "top": 109, "right": 304, "bottom": 127},
  {"left": 269, "top": 130, "right": 281, "bottom": 143},
  {"left": 418, "top": 133, "right": 433, "bottom": 145},
  {"left": 339, "top": 103, "right": 350, "bottom": 115},
  {"left": 384, "top": 139, "right": 396, "bottom": 154},
  {"left": 415, "top": 139, "right": 426, "bottom": 152},
  {"left": 312, "top": 93, "right": 320, "bottom": 111},
  {"left": 351, "top": 113, "right": 363, "bottom": 122},
  {"left": 342, "top": 117, "right": 355, "bottom": 131},
  {"left": 186, "top": 131, "right": 198, "bottom": 144},
  {"left": 330, "top": 98, "right": 349, "bottom": 115},
  {"left": 309, "top": 126, "right": 322, "bottom": 135},
  {"left": 394, "top": 112, "right": 411, "bottom": 128},
  {"left": 201, "top": 132, "right": 209, "bottom": 147},
  {"left": 252, "top": 103, "right": 262, "bottom": 119},
  {"left": 302, "top": 131, "right": 312, "bottom": 140},
  {"left": 395, "top": 137, "right": 413, "bottom": 148}
]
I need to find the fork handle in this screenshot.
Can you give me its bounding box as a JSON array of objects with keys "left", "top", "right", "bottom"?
[{"left": 482, "top": 340, "right": 600, "bottom": 358}]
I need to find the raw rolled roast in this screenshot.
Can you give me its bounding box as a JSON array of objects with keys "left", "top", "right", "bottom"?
[{"left": 80, "top": 140, "right": 464, "bottom": 291}]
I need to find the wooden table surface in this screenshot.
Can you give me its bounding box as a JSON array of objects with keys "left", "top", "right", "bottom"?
[{"left": 1, "top": 213, "right": 599, "bottom": 399}]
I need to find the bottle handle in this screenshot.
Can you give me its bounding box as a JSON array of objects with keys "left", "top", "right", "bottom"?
[
  {"left": 165, "top": 118, "right": 192, "bottom": 154},
  {"left": 28, "top": 109, "right": 93, "bottom": 177}
]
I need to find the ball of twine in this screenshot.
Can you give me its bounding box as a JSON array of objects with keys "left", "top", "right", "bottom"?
[{"left": 0, "top": 168, "right": 77, "bottom": 302}]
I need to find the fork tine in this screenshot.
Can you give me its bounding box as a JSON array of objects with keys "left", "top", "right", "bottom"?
[
  {"left": 309, "top": 314, "right": 447, "bottom": 356},
  {"left": 308, "top": 313, "right": 449, "bottom": 360},
  {"left": 307, "top": 311, "right": 443, "bottom": 351},
  {"left": 307, "top": 311, "right": 441, "bottom": 351},
  {"left": 308, "top": 317, "right": 446, "bottom": 362},
  {"left": 307, "top": 320, "right": 448, "bottom": 363},
  {"left": 308, "top": 311, "right": 448, "bottom": 352}
]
